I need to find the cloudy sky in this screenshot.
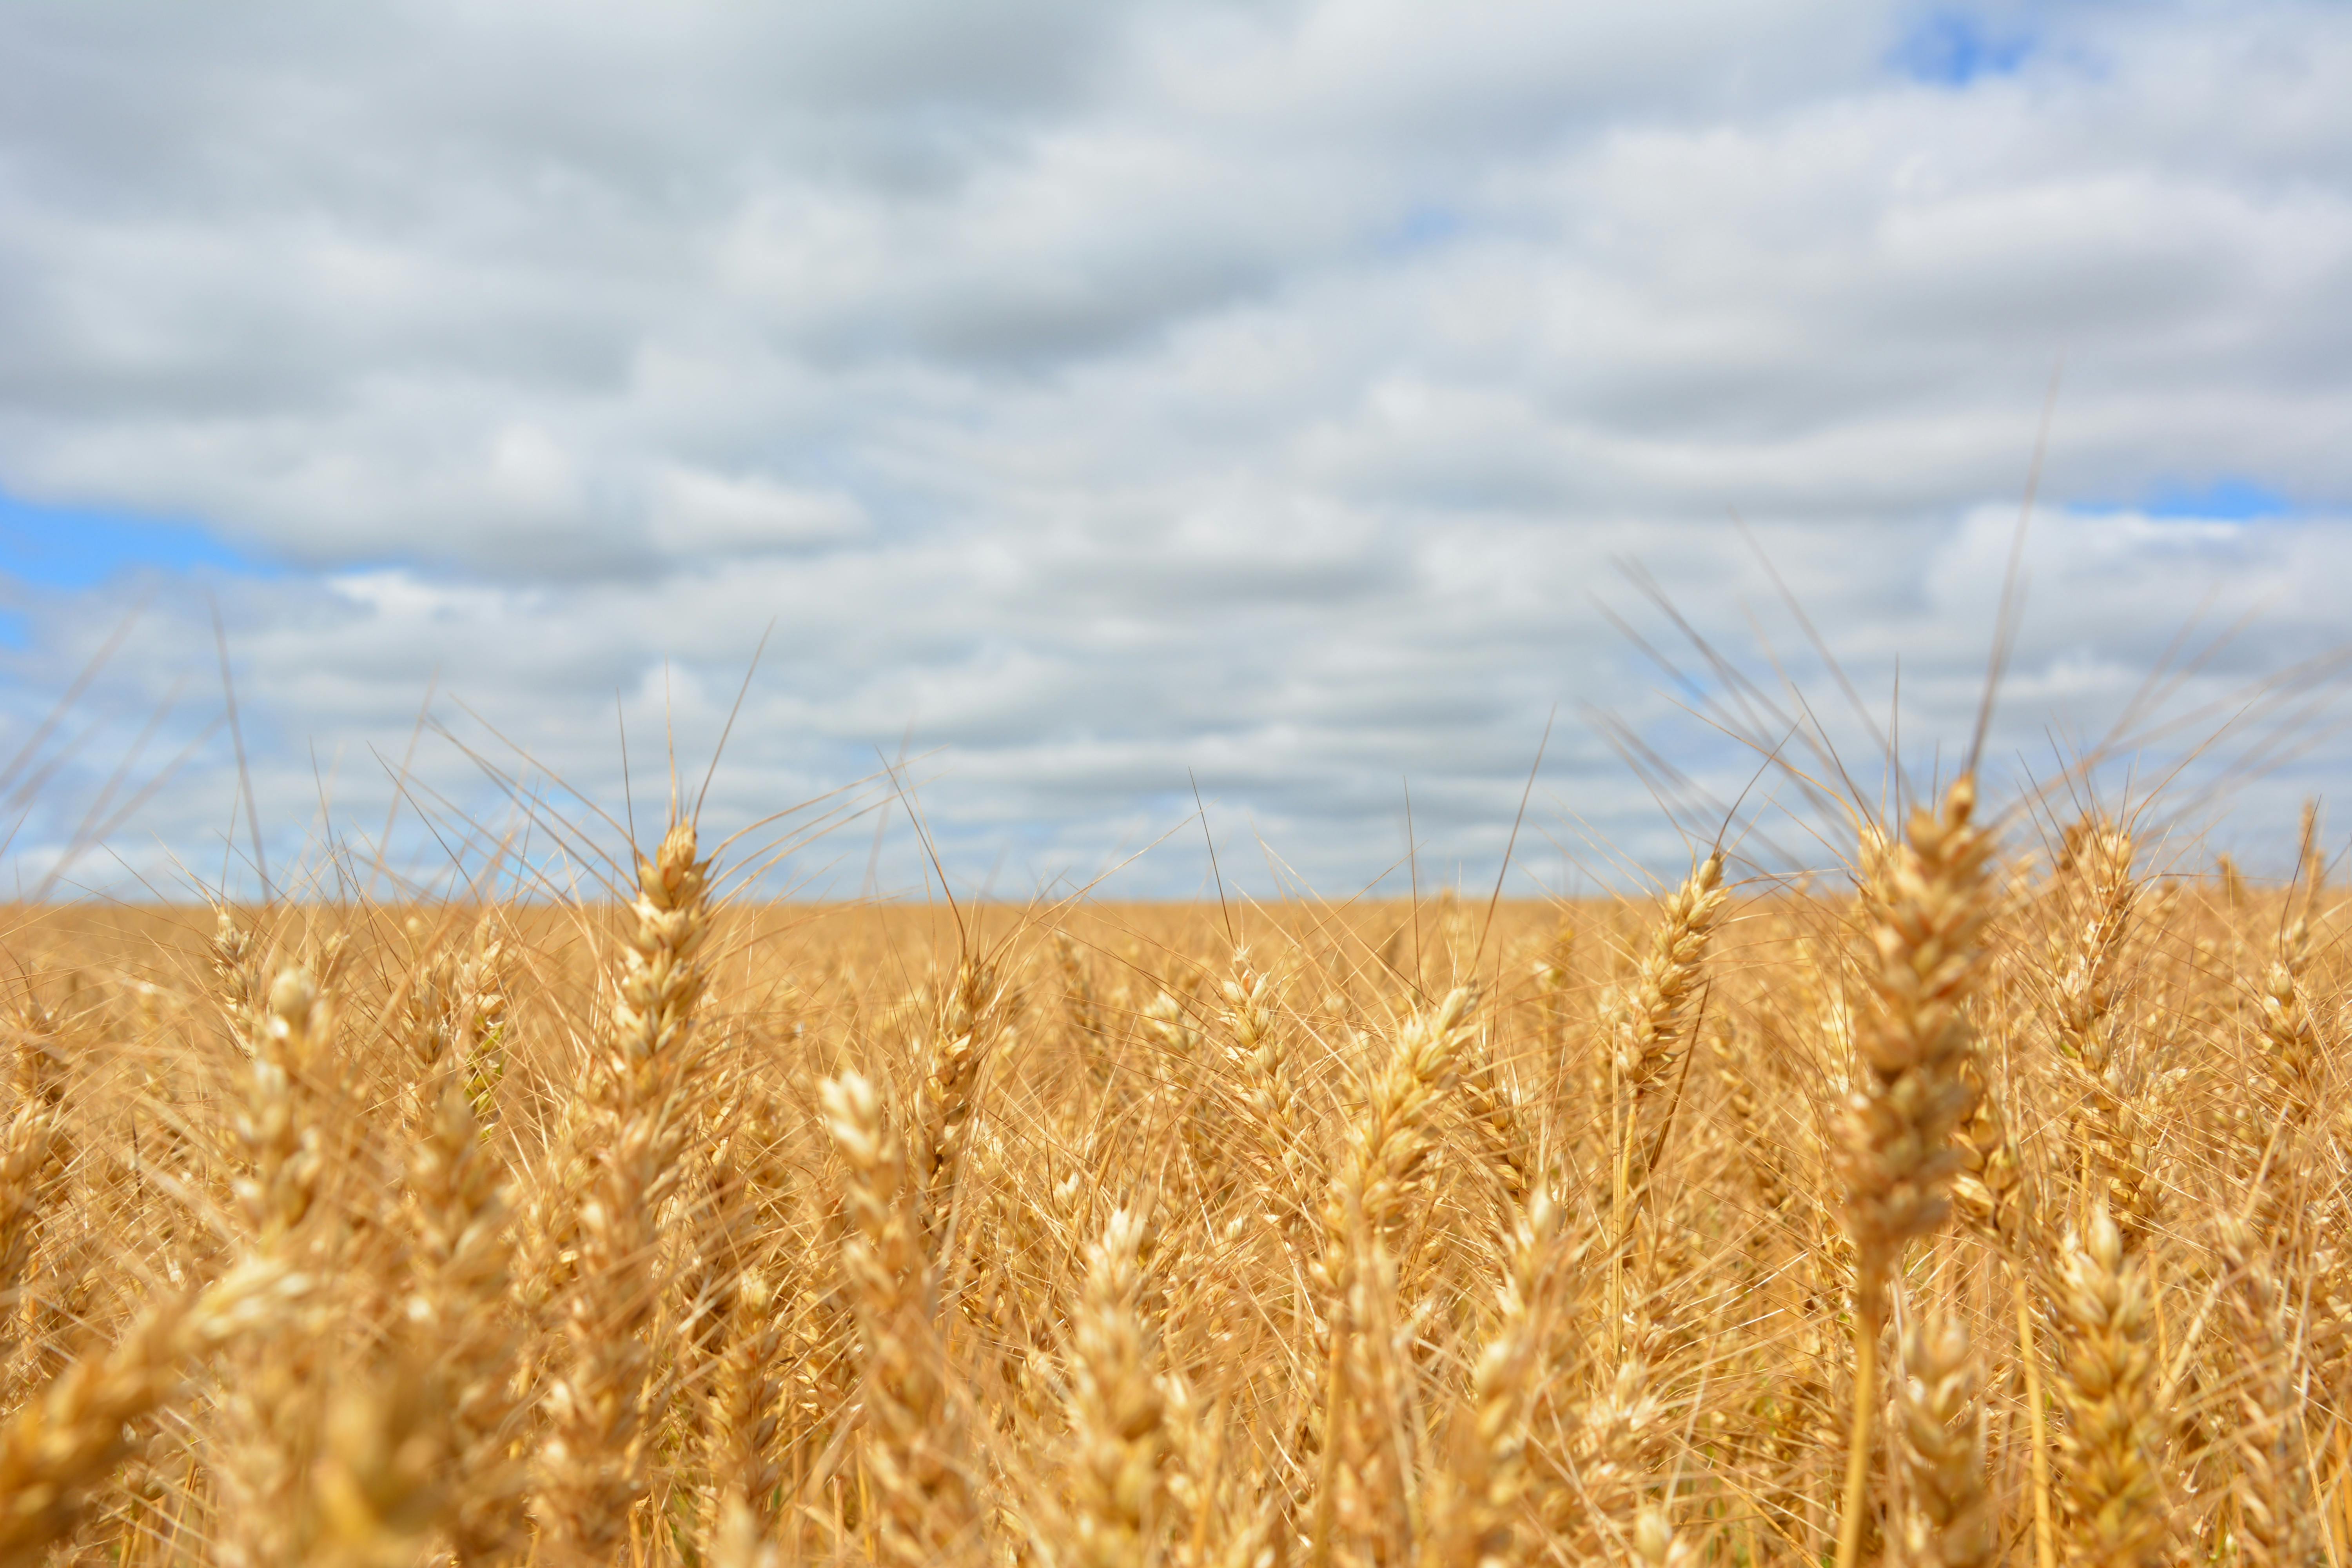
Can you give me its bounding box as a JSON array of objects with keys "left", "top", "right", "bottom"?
[{"left": 2, "top": 0, "right": 2349, "bottom": 902}]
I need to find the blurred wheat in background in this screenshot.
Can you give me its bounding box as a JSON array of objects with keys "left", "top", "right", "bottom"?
[{"left": 0, "top": 761, "right": 2347, "bottom": 1568}]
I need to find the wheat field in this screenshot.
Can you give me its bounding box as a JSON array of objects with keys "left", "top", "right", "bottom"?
[{"left": 0, "top": 783, "right": 2341, "bottom": 1567}]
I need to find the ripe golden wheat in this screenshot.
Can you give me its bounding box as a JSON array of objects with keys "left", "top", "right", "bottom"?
[{"left": 1, "top": 782, "right": 2349, "bottom": 1566}]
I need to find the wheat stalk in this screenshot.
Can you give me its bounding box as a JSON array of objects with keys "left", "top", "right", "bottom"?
[
  {"left": 403, "top": 1076, "right": 522, "bottom": 1564},
  {"left": 2047, "top": 1205, "right": 2163, "bottom": 1568},
  {"left": 1609, "top": 853, "right": 1727, "bottom": 1197},
  {"left": 537, "top": 817, "right": 713, "bottom": 1564},
  {"left": 822, "top": 1070, "right": 979, "bottom": 1568},
  {"left": 1063, "top": 1207, "right": 1165, "bottom": 1568},
  {"left": 1832, "top": 778, "right": 1997, "bottom": 1568},
  {"left": 1311, "top": 985, "right": 1477, "bottom": 1568},
  {"left": 710, "top": 1269, "right": 788, "bottom": 1532},
  {"left": 1420, "top": 1185, "right": 1559, "bottom": 1568}
]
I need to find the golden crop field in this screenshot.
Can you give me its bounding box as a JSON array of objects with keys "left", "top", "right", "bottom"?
[{"left": 0, "top": 785, "right": 2339, "bottom": 1568}]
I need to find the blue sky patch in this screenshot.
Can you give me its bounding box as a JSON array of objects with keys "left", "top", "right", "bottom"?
[
  {"left": 2136, "top": 477, "right": 2296, "bottom": 521},
  {"left": 2072, "top": 476, "right": 2300, "bottom": 523},
  {"left": 0, "top": 493, "right": 267, "bottom": 588},
  {"left": 1893, "top": 12, "right": 2034, "bottom": 86},
  {"left": 1383, "top": 203, "right": 1465, "bottom": 256}
]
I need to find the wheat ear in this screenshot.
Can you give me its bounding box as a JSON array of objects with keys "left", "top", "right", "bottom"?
[
  {"left": 1606, "top": 853, "right": 1726, "bottom": 1341},
  {"left": 710, "top": 1269, "right": 788, "bottom": 1532},
  {"left": 233, "top": 964, "right": 332, "bottom": 1252},
  {"left": 404, "top": 1076, "right": 523, "bottom": 1564},
  {"left": 538, "top": 817, "right": 711, "bottom": 1564},
  {"left": 2051, "top": 820, "right": 2135, "bottom": 1066},
  {"left": 1421, "top": 1185, "right": 1559, "bottom": 1568},
  {"left": 1609, "top": 853, "right": 1726, "bottom": 1194},
  {"left": 913, "top": 956, "right": 999, "bottom": 1244},
  {"left": 0, "top": 1092, "right": 58, "bottom": 1376},
  {"left": 2257, "top": 915, "right": 2321, "bottom": 1128},
  {"left": 1311, "top": 985, "right": 1479, "bottom": 1568},
  {"left": 210, "top": 962, "right": 343, "bottom": 1568},
  {"left": 1064, "top": 1207, "right": 1165, "bottom": 1568},
  {"left": 1896, "top": 1317, "right": 1994, "bottom": 1568},
  {"left": 0, "top": 1257, "right": 295, "bottom": 1564},
  {"left": 1223, "top": 951, "right": 1312, "bottom": 1234},
  {"left": 209, "top": 906, "right": 257, "bottom": 1037},
  {"left": 1833, "top": 778, "right": 1997, "bottom": 1568},
  {"left": 822, "top": 1071, "right": 978, "bottom": 1568},
  {"left": 2214, "top": 1216, "right": 2318, "bottom": 1568},
  {"left": 2050, "top": 824, "right": 2160, "bottom": 1247},
  {"left": 1323, "top": 985, "right": 1479, "bottom": 1271},
  {"left": 2049, "top": 1207, "right": 2163, "bottom": 1568}
]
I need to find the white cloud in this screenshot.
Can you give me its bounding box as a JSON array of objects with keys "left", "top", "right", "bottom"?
[
  {"left": 649, "top": 467, "right": 865, "bottom": 553},
  {"left": 3, "top": 0, "right": 2351, "bottom": 898}
]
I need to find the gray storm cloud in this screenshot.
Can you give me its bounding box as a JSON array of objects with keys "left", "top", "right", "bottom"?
[{"left": 2, "top": 0, "right": 2350, "bottom": 899}]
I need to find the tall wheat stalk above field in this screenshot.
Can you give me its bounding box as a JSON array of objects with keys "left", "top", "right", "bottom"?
[
  {"left": 538, "top": 817, "right": 711, "bottom": 1565},
  {"left": 1833, "top": 778, "right": 1997, "bottom": 1568},
  {"left": 1605, "top": 851, "right": 1726, "bottom": 1337}
]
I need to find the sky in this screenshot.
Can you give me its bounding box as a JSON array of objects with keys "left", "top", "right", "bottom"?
[{"left": 3, "top": 0, "right": 2350, "bottom": 903}]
